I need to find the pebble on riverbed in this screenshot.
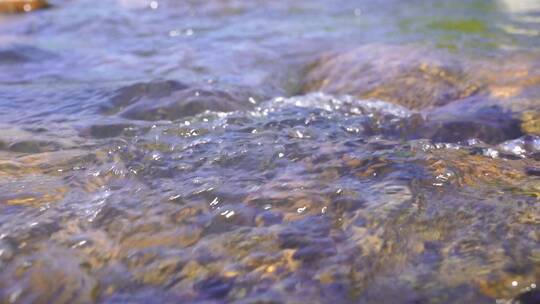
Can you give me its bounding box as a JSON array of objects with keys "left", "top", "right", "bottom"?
[{"left": 0, "top": 0, "right": 49, "bottom": 13}]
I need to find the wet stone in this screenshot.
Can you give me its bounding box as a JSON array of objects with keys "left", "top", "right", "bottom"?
[
  {"left": 0, "top": 0, "right": 49, "bottom": 14},
  {"left": 292, "top": 243, "right": 337, "bottom": 263},
  {"left": 301, "top": 45, "right": 481, "bottom": 110},
  {"left": 522, "top": 112, "right": 540, "bottom": 136},
  {"left": 515, "top": 290, "right": 540, "bottom": 304},
  {"left": 203, "top": 207, "right": 257, "bottom": 234},
  {"left": 497, "top": 136, "right": 540, "bottom": 159},
  {"left": 101, "top": 80, "right": 188, "bottom": 115},
  {"left": 119, "top": 226, "right": 203, "bottom": 255},
  {"left": 420, "top": 99, "right": 524, "bottom": 144},
  {"left": 475, "top": 53, "right": 540, "bottom": 102},
  {"left": 331, "top": 197, "right": 365, "bottom": 214},
  {"left": 0, "top": 249, "right": 97, "bottom": 304},
  {"left": 302, "top": 46, "right": 540, "bottom": 125},
  {"left": 278, "top": 217, "right": 331, "bottom": 249},
  {"left": 83, "top": 123, "right": 134, "bottom": 139},
  {"left": 194, "top": 276, "right": 234, "bottom": 299},
  {"left": 0, "top": 93, "right": 539, "bottom": 302},
  {"left": 525, "top": 165, "right": 540, "bottom": 177},
  {"left": 102, "top": 81, "right": 261, "bottom": 121},
  {"left": 0, "top": 45, "right": 56, "bottom": 65},
  {"left": 0, "top": 187, "right": 66, "bottom": 207},
  {"left": 7, "top": 140, "right": 62, "bottom": 154},
  {"left": 132, "top": 257, "right": 186, "bottom": 286},
  {"left": 255, "top": 211, "right": 283, "bottom": 227},
  {"left": 102, "top": 289, "right": 190, "bottom": 304}
]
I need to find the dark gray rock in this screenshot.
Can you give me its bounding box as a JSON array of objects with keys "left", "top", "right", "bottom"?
[
  {"left": 8, "top": 140, "right": 62, "bottom": 153},
  {"left": 84, "top": 123, "right": 133, "bottom": 139},
  {"left": 101, "top": 80, "right": 188, "bottom": 115},
  {"left": 0, "top": 45, "right": 56, "bottom": 65},
  {"left": 515, "top": 290, "right": 540, "bottom": 304},
  {"left": 102, "top": 81, "right": 260, "bottom": 121},
  {"left": 420, "top": 96, "right": 524, "bottom": 144},
  {"left": 195, "top": 276, "right": 234, "bottom": 299}
]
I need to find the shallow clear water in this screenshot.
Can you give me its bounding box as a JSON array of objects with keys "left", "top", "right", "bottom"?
[{"left": 0, "top": 0, "right": 539, "bottom": 303}]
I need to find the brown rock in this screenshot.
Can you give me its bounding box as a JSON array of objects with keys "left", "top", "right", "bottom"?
[
  {"left": 0, "top": 0, "right": 49, "bottom": 13},
  {"left": 302, "top": 45, "right": 540, "bottom": 113},
  {"left": 1, "top": 187, "right": 66, "bottom": 207},
  {"left": 119, "top": 226, "right": 203, "bottom": 256},
  {"left": 475, "top": 54, "right": 540, "bottom": 101},
  {"left": 302, "top": 45, "right": 481, "bottom": 110},
  {"left": 426, "top": 150, "right": 527, "bottom": 187},
  {"left": 521, "top": 111, "right": 540, "bottom": 136},
  {"left": 0, "top": 249, "right": 97, "bottom": 304}
]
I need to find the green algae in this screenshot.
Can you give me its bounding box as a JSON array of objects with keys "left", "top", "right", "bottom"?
[{"left": 429, "top": 19, "right": 488, "bottom": 34}]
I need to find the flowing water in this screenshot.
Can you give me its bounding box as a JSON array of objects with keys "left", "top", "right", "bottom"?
[{"left": 0, "top": 0, "right": 540, "bottom": 303}]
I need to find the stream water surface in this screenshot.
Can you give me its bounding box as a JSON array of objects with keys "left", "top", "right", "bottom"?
[{"left": 0, "top": 0, "right": 540, "bottom": 303}]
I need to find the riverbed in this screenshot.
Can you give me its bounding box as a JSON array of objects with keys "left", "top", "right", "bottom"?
[{"left": 0, "top": 0, "right": 539, "bottom": 303}]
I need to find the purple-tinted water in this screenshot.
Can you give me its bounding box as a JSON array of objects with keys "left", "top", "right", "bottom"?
[{"left": 0, "top": 0, "right": 539, "bottom": 303}]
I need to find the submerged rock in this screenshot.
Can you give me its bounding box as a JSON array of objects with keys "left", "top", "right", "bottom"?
[
  {"left": 0, "top": 0, "right": 49, "bottom": 13},
  {"left": 522, "top": 112, "right": 540, "bottom": 136},
  {"left": 299, "top": 44, "right": 538, "bottom": 144},
  {"left": 102, "top": 81, "right": 261, "bottom": 121},
  {"left": 102, "top": 81, "right": 188, "bottom": 114},
  {"left": 301, "top": 45, "right": 481, "bottom": 110},
  {"left": 0, "top": 248, "right": 97, "bottom": 303},
  {"left": 1, "top": 93, "right": 539, "bottom": 302},
  {"left": 82, "top": 123, "right": 134, "bottom": 139},
  {"left": 0, "top": 45, "right": 56, "bottom": 65},
  {"left": 302, "top": 45, "right": 540, "bottom": 115},
  {"left": 0, "top": 126, "right": 72, "bottom": 154},
  {"left": 475, "top": 53, "right": 540, "bottom": 102},
  {"left": 0, "top": 186, "right": 66, "bottom": 207},
  {"left": 515, "top": 290, "right": 540, "bottom": 304},
  {"left": 421, "top": 97, "right": 524, "bottom": 144}
]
